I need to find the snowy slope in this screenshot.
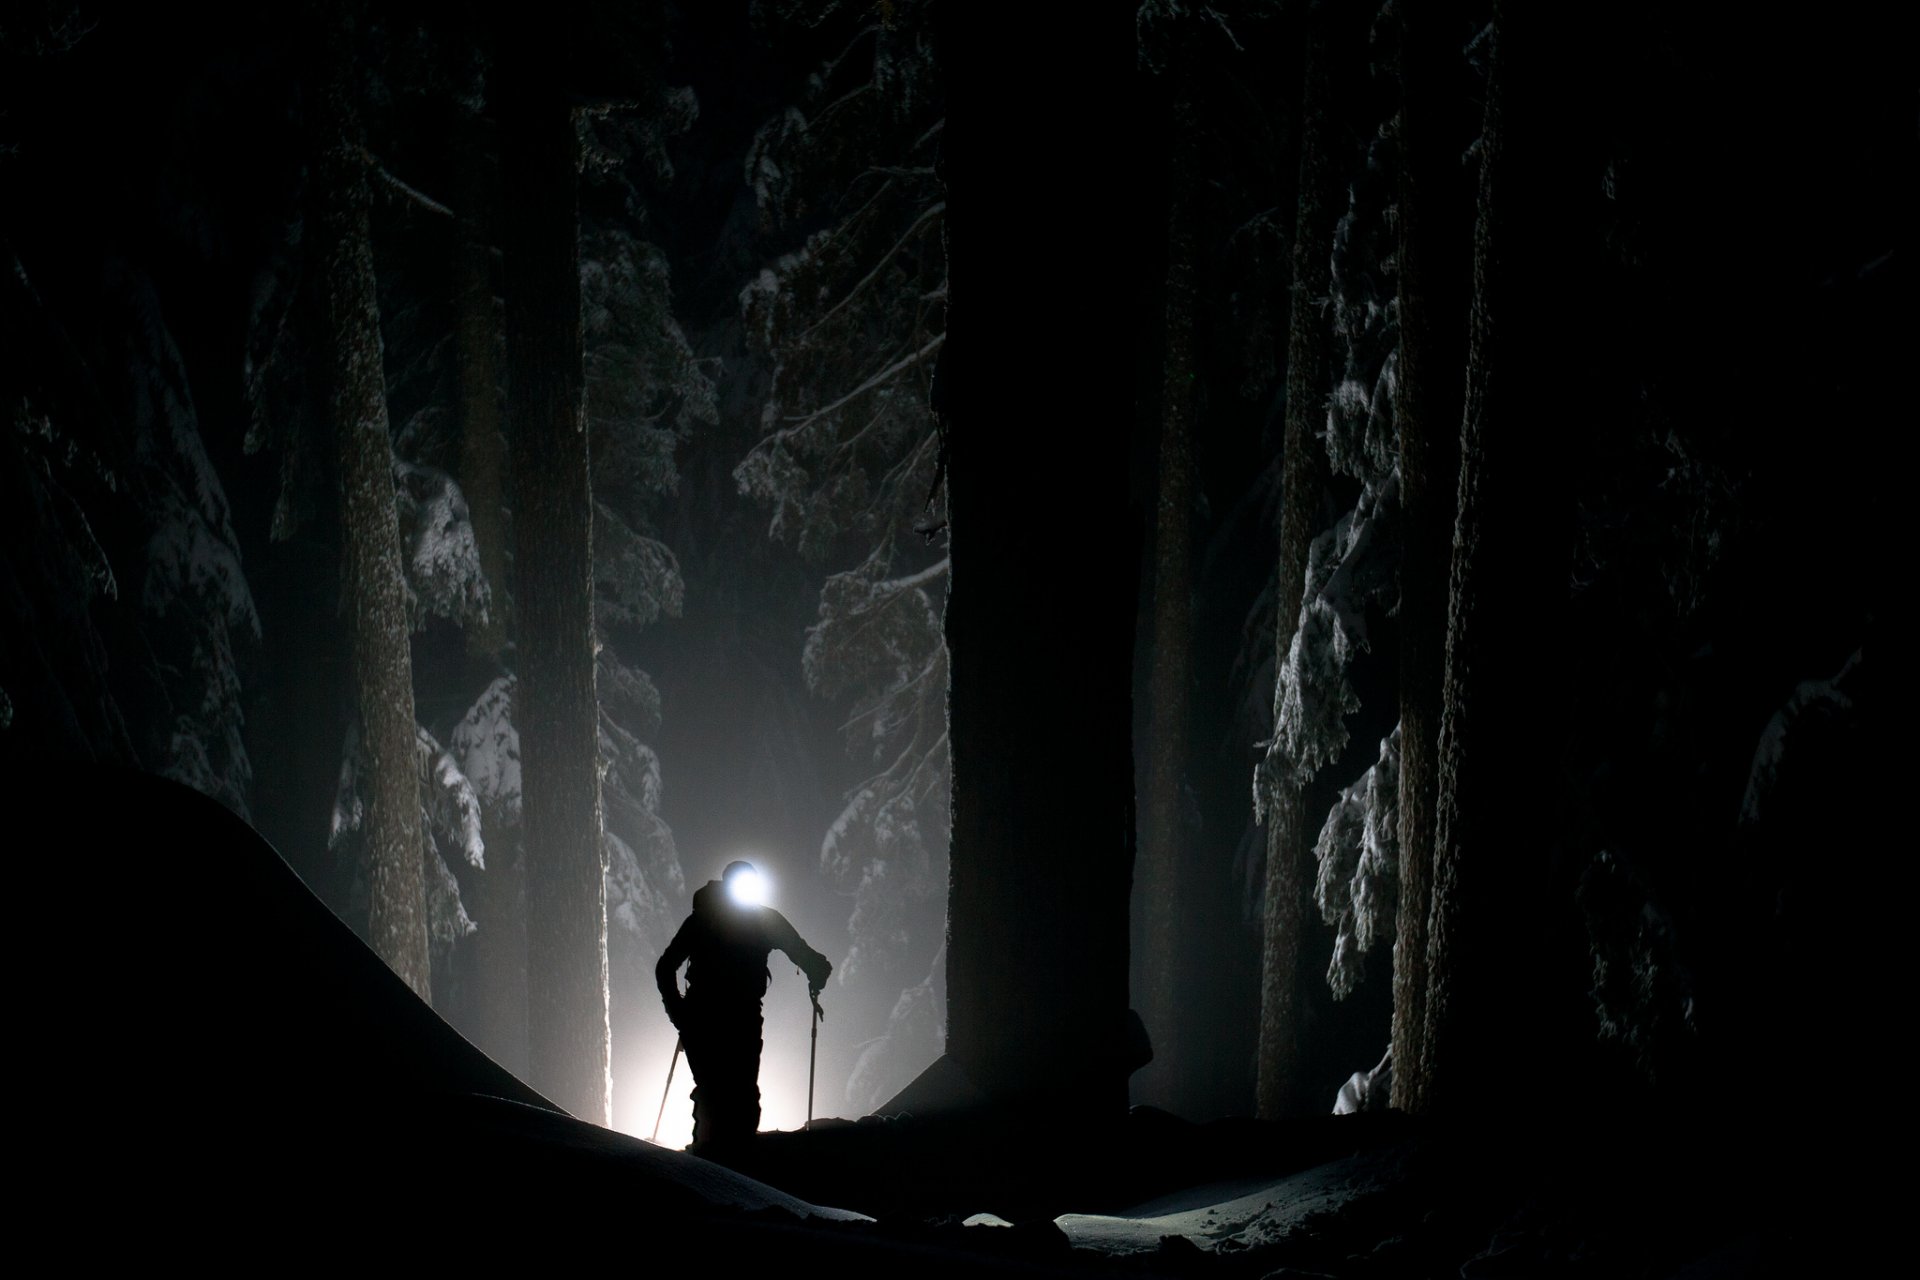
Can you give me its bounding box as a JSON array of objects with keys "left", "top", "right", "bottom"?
[{"left": 1056, "top": 1147, "right": 1407, "bottom": 1255}]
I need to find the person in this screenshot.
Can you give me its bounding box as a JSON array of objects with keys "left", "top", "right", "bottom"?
[{"left": 656, "top": 860, "right": 831, "bottom": 1151}]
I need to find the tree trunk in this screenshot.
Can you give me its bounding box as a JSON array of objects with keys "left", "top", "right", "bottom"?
[
  {"left": 500, "top": 35, "right": 610, "bottom": 1124},
  {"left": 314, "top": 13, "right": 430, "bottom": 1000},
  {"left": 941, "top": 0, "right": 1136, "bottom": 1124},
  {"left": 1135, "top": 90, "right": 1199, "bottom": 1113},
  {"left": 1417, "top": 0, "right": 1578, "bottom": 1118},
  {"left": 1255, "top": 5, "right": 1340, "bottom": 1122},
  {"left": 1388, "top": 0, "right": 1472, "bottom": 1113},
  {"left": 447, "top": 88, "right": 528, "bottom": 1077},
  {"left": 452, "top": 101, "right": 511, "bottom": 663}
]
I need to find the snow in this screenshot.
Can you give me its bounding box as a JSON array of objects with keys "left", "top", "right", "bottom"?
[
  {"left": 1264, "top": 470, "right": 1402, "bottom": 789},
  {"left": 1315, "top": 726, "right": 1401, "bottom": 999},
  {"left": 1741, "top": 649, "right": 1859, "bottom": 825},
  {"left": 594, "top": 507, "right": 684, "bottom": 628},
  {"left": 1055, "top": 1147, "right": 1407, "bottom": 1256},
  {"left": 451, "top": 676, "right": 521, "bottom": 823},
  {"left": 1334, "top": 1048, "right": 1393, "bottom": 1115},
  {"left": 844, "top": 944, "right": 945, "bottom": 1112},
  {"left": 392, "top": 460, "right": 489, "bottom": 629}
]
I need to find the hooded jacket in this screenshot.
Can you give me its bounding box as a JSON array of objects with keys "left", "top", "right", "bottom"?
[{"left": 656, "top": 880, "right": 831, "bottom": 1016}]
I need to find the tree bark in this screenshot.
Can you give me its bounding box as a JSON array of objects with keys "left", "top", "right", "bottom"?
[
  {"left": 1388, "top": 0, "right": 1472, "bottom": 1113},
  {"left": 1135, "top": 90, "right": 1199, "bottom": 1113},
  {"left": 500, "top": 34, "right": 610, "bottom": 1124},
  {"left": 1417, "top": 0, "right": 1578, "bottom": 1118},
  {"left": 452, "top": 101, "right": 511, "bottom": 663},
  {"left": 314, "top": 12, "right": 430, "bottom": 1001},
  {"left": 941, "top": 0, "right": 1136, "bottom": 1124},
  {"left": 1255, "top": 6, "right": 1343, "bottom": 1123},
  {"left": 447, "top": 89, "right": 529, "bottom": 1077}
]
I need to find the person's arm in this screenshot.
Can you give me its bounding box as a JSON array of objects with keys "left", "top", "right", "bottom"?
[
  {"left": 764, "top": 907, "right": 832, "bottom": 995},
  {"left": 656, "top": 916, "right": 694, "bottom": 1028}
]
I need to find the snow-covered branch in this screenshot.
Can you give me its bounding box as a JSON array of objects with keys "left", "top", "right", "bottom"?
[{"left": 780, "top": 333, "right": 945, "bottom": 430}]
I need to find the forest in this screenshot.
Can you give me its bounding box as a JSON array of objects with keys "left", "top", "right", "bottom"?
[{"left": 1, "top": 1, "right": 1897, "bottom": 1273}]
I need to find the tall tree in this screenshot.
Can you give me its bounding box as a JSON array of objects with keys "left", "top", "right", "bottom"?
[
  {"left": 941, "top": 0, "right": 1136, "bottom": 1121},
  {"left": 1386, "top": 0, "right": 1472, "bottom": 1111},
  {"left": 451, "top": 98, "right": 511, "bottom": 665},
  {"left": 1415, "top": 0, "right": 1581, "bottom": 1115},
  {"left": 313, "top": 10, "right": 432, "bottom": 1000},
  {"left": 499, "top": 20, "right": 610, "bottom": 1123},
  {"left": 735, "top": 0, "right": 950, "bottom": 1114},
  {"left": 1136, "top": 80, "right": 1200, "bottom": 1109},
  {"left": 1252, "top": 0, "right": 1341, "bottom": 1122}
]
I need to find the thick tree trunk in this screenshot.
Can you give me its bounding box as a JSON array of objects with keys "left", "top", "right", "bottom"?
[
  {"left": 1417, "top": 0, "right": 1578, "bottom": 1118},
  {"left": 942, "top": 1, "right": 1135, "bottom": 1124},
  {"left": 314, "top": 15, "right": 430, "bottom": 1000},
  {"left": 447, "top": 93, "right": 528, "bottom": 1076},
  {"left": 452, "top": 103, "right": 511, "bottom": 663},
  {"left": 500, "top": 40, "right": 610, "bottom": 1124},
  {"left": 1388, "top": 0, "right": 1472, "bottom": 1113},
  {"left": 1255, "top": 6, "right": 1339, "bottom": 1122},
  {"left": 1135, "top": 91, "right": 1199, "bottom": 1113}
]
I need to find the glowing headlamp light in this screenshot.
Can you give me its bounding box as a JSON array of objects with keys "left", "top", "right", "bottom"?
[{"left": 726, "top": 866, "right": 767, "bottom": 907}]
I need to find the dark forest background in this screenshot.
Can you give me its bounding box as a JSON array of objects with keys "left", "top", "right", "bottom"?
[{"left": 1, "top": 0, "right": 1900, "bottom": 1157}]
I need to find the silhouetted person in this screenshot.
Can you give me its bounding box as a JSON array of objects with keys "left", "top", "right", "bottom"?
[{"left": 656, "top": 860, "right": 831, "bottom": 1151}]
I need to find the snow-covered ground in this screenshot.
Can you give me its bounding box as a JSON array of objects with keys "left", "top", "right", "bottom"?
[{"left": 1055, "top": 1146, "right": 1407, "bottom": 1256}]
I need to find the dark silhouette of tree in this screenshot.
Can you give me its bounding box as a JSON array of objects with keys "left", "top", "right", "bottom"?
[
  {"left": 1416, "top": 0, "right": 1582, "bottom": 1115},
  {"left": 1386, "top": 0, "right": 1472, "bottom": 1112},
  {"left": 314, "top": 9, "right": 431, "bottom": 1000},
  {"left": 941, "top": 0, "right": 1136, "bottom": 1121},
  {"left": 1136, "top": 77, "right": 1199, "bottom": 1111},
  {"left": 450, "top": 85, "right": 511, "bottom": 665},
  {"left": 735, "top": 0, "right": 949, "bottom": 1113},
  {"left": 499, "top": 18, "right": 610, "bottom": 1123},
  {"left": 1252, "top": 0, "right": 1341, "bottom": 1122}
]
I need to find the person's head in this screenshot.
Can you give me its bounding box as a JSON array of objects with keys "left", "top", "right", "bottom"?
[{"left": 722, "top": 860, "right": 765, "bottom": 907}]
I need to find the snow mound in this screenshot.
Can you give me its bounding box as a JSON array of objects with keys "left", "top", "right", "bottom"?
[{"left": 1055, "top": 1149, "right": 1404, "bottom": 1255}]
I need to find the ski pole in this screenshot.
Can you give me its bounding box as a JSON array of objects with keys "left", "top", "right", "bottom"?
[
  {"left": 806, "top": 991, "right": 822, "bottom": 1131},
  {"left": 652, "top": 1035, "right": 683, "bottom": 1144}
]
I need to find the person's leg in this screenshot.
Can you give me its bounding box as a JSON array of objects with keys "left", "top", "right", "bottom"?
[
  {"left": 703, "top": 1007, "right": 765, "bottom": 1147},
  {"left": 678, "top": 1009, "right": 715, "bottom": 1149}
]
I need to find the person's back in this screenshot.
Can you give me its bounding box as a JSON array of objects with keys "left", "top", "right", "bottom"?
[
  {"left": 656, "top": 862, "right": 830, "bottom": 1150},
  {"left": 676, "top": 881, "right": 803, "bottom": 1006}
]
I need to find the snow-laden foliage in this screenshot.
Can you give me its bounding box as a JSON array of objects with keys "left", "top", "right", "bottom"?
[
  {"left": 241, "top": 205, "right": 318, "bottom": 544},
  {"left": 451, "top": 675, "right": 520, "bottom": 824},
  {"left": 595, "top": 503, "right": 683, "bottom": 629},
  {"left": 811, "top": 546, "right": 949, "bottom": 981},
  {"left": 599, "top": 648, "right": 684, "bottom": 979},
  {"left": 1254, "top": 124, "right": 1402, "bottom": 819},
  {"left": 119, "top": 268, "right": 259, "bottom": 814},
  {"left": 740, "top": 0, "right": 950, "bottom": 1006},
  {"left": 5, "top": 399, "right": 132, "bottom": 761},
  {"left": 571, "top": 143, "right": 701, "bottom": 984},
  {"left": 581, "top": 84, "right": 699, "bottom": 188},
  {"left": 583, "top": 229, "right": 716, "bottom": 455},
  {"left": 1313, "top": 725, "right": 1400, "bottom": 1000},
  {"left": 1322, "top": 127, "right": 1401, "bottom": 484},
  {"left": 844, "top": 945, "right": 945, "bottom": 1114},
  {"left": 1333, "top": 1046, "right": 1393, "bottom": 1115},
  {"left": 328, "top": 720, "right": 481, "bottom": 960},
  {"left": 418, "top": 725, "right": 485, "bottom": 872},
  {"left": 1135, "top": 0, "right": 1259, "bottom": 75},
  {"left": 1740, "top": 649, "right": 1859, "bottom": 828},
  {"left": 735, "top": 3, "right": 945, "bottom": 565},
  {"left": 1577, "top": 848, "right": 1696, "bottom": 1083},
  {"left": 445, "top": 665, "right": 684, "bottom": 980},
  {"left": 1258, "top": 472, "right": 1402, "bottom": 805},
  {"left": 392, "top": 459, "right": 489, "bottom": 629},
  {"left": 579, "top": 219, "right": 703, "bottom": 917}
]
